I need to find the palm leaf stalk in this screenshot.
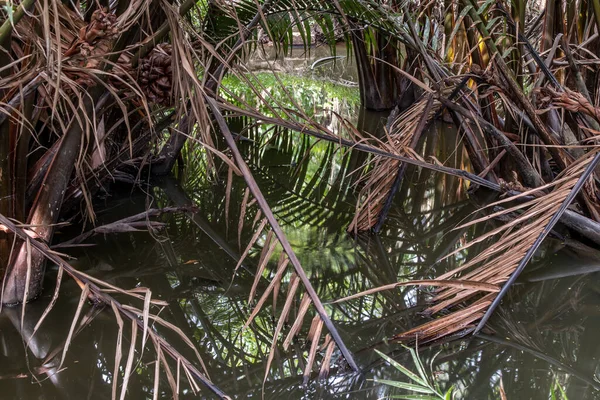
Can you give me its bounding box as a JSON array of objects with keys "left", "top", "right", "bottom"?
[
  {"left": 216, "top": 97, "right": 600, "bottom": 245},
  {"left": 205, "top": 95, "right": 359, "bottom": 376},
  {"left": 473, "top": 150, "right": 600, "bottom": 334},
  {"left": 216, "top": 100, "right": 496, "bottom": 190}
]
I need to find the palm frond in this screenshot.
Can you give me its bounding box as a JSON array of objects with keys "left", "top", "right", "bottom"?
[
  {"left": 349, "top": 95, "right": 440, "bottom": 233},
  {"left": 206, "top": 95, "right": 360, "bottom": 378},
  {"left": 392, "top": 151, "right": 600, "bottom": 343}
]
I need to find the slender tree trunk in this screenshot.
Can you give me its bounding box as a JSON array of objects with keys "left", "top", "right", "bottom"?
[{"left": 351, "top": 29, "right": 400, "bottom": 111}]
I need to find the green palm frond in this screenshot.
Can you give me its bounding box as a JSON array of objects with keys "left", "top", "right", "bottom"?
[{"left": 374, "top": 348, "right": 455, "bottom": 400}]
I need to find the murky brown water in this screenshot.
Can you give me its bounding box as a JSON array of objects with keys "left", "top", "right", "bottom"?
[{"left": 1, "top": 48, "right": 599, "bottom": 399}]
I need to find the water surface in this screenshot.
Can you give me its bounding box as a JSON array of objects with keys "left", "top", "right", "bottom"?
[{"left": 1, "top": 50, "right": 600, "bottom": 400}]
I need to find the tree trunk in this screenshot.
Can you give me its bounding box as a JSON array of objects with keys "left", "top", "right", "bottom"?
[
  {"left": 351, "top": 29, "right": 400, "bottom": 111},
  {"left": 2, "top": 95, "right": 95, "bottom": 304}
]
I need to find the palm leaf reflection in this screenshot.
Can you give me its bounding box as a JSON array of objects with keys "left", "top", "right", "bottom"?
[
  {"left": 165, "top": 120, "right": 473, "bottom": 376},
  {"left": 13, "top": 115, "right": 597, "bottom": 398}
]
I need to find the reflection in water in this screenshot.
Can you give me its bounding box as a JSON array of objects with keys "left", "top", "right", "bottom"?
[{"left": 1, "top": 76, "right": 599, "bottom": 399}]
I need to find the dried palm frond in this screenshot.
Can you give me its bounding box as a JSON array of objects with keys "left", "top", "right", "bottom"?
[
  {"left": 396, "top": 151, "right": 599, "bottom": 342},
  {"left": 0, "top": 213, "right": 230, "bottom": 399},
  {"left": 538, "top": 86, "right": 600, "bottom": 123},
  {"left": 206, "top": 96, "right": 359, "bottom": 382},
  {"left": 335, "top": 151, "right": 599, "bottom": 344},
  {"left": 348, "top": 95, "right": 441, "bottom": 233}
]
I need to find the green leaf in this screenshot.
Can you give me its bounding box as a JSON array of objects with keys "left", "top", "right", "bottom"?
[
  {"left": 555, "top": 377, "right": 569, "bottom": 399},
  {"left": 444, "top": 386, "right": 454, "bottom": 400},
  {"left": 375, "top": 349, "right": 428, "bottom": 387},
  {"left": 388, "top": 395, "right": 440, "bottom": 400},
  {"left": 302, "top": 17, "right": 311, "bottom": 51},
  {"left": 501, "top": 47, "right": 516, "bottom": 59},
  {"left": 404, "top": 345, "right": 430, "bottom": 387},
  {"left": 485, "top": 16, "right": 501, "bottom": 31},
  {"left": 476, "top": 0, "right": 495, "bottom": 15},
  {"left": 375, "top": 379, "right": 435, "bottom": 394},
  {"left": 3, "top": 2, "right": 14, "bottom": 26}
]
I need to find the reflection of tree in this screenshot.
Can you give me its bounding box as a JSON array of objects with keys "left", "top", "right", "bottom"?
[{"left": 3, "top": 109, "right": 599, "bottom": 398}]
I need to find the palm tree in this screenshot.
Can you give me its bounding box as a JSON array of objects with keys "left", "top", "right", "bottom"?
[{"left": 3, "top": 0, "right": 600, "bottom": 396}]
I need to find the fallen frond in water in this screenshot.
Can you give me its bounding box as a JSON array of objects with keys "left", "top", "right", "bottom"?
[
  {"left": 337, "top": 151, "right": 600, "bottom": 344},
  {"left": 216, "top": 100, "right": 499, "bottom": 191},
  {"left": 0, "top": 213, "right": 230, "bottom": 399},
  {"left": 401, "top": 151, "right": 600, "bottom": 342},
  {"left": 206, "top": 95, "right": 359, "bottom": 382},
  {"left": 349, "top": 95, "right": 440, "bottom": 233},
  {"left": 52, "top": 207, "right": 195, "bottom": 248},
  {"left": 332, "top": 279, "right": 500, "bottom": 304}
]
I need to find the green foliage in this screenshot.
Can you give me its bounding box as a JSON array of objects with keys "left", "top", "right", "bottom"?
[
  {"left": 202, "top": 0, "right": 406, "bottom": 58},
  {"left": 2, "top": 0, "right": 15, "bottom": 26},
  {"left": 222, "top": 72, "right": 360, "bottom": 118},
  {"left": 374, "top": 348, "right": 454, "bottom": 400},
  {"left": 377, "top": 349, "right": 574, "bottom": 400},
  {"left": 549, "top": 376, "right": 569, "bottom": 400}
]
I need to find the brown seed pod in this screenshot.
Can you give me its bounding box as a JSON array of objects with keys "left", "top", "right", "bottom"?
[{"left": 137, "top": 44, "right": 173, "bottom": 106}]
